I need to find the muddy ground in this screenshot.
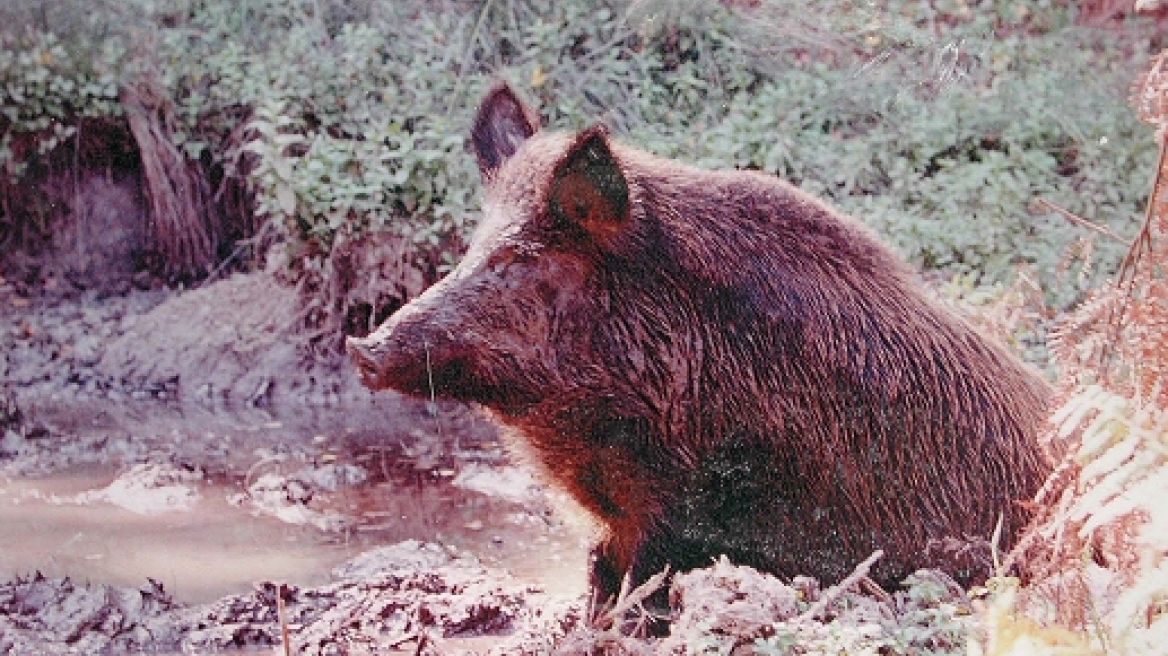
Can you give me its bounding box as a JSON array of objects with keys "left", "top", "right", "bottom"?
[
  {"left": 0, "top": 263, "right": 601, "bottom": 653},
  {"left": 0, "top": 268, "right": 973, "bottom": 655},
  {"left": 1, "top": 269, "right": 368, "bottom": 407}
]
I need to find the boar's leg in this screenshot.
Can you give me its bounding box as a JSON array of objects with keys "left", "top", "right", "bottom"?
[
  {"left": 589, "top": 537, "right": 626, "bottom": 609},
  {"left": 588, "top": 533, "right": 679, "bottom": 635},
  {"left": 588, "top": 525, "right": 721, "bottom": 627}
]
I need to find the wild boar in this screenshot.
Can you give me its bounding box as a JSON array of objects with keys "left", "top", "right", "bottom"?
[{"left": 347, "top": 82, "right": 1050, "bottom": 603}]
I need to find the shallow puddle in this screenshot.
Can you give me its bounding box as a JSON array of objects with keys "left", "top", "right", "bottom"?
[
  {"left": 0, "top": 395, "right": 589, "bottom": 605},
  {"left": 1, "top": 467, "right": 356, "bottom": 603}
]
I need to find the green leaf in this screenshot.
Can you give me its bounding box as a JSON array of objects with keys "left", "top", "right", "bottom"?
[
  {"left": 273, "top": 157, "right": 293, "bottom": 180},
  {"left": 276, "top": 183, "right": 297, "bottom": 216}
]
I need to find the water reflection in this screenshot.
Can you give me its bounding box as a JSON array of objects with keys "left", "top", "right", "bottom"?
[{"left": 0, "top": 393, "right": 589, "bottom": 604}]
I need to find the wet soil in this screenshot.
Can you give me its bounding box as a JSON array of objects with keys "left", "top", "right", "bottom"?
[
  {"left": 0, "top": 268, "right": 975, "bottom": 655},
  {"left": 0, "top": 271, "right": 592, "bottom": 653},
  {"left": 0, "top": 398, "right": 590, "bottom": 603}
]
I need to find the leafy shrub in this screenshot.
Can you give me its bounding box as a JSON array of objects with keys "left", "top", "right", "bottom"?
[
  {"left": 0, "top": 27, "right": 125, "bottom": 250},
  {"left": 629, "top": 5, "right": 1157, "bottom": 309},
  {"left": 0, "top": 0, "right": 1161, "bottom": 314},
  {"left": 0, "top": 31, "right": 120, "bottom": 179}
]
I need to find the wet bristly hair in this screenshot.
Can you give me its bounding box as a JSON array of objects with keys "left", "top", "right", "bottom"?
[{"left": 349, "top": 81, "right": 1052, "bottom": 599}]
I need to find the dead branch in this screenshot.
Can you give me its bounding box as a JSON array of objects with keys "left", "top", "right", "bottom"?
[{"left": 797, "top": 550, "right": 884, "bottom": 622}]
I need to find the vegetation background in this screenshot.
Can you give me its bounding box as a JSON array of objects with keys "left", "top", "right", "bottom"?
[
  {"left": 1, "top": 0, "right": 1167, "bottom": 653},
  {"left": 1, "top": 0, "right": 1162, "bottom": 347}
]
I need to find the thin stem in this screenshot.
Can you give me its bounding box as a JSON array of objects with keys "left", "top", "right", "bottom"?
[{"left": 1035, "top": 197, "right": 1130, "bottom": 246}]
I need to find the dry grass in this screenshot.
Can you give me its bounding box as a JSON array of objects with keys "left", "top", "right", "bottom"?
[{"left": 121, "top": 45, "right": 218, "bottom": 279}]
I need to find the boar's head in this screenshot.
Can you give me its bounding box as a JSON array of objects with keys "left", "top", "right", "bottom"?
[{"left": 346, "top": 82, "right": 649, "bottom": 418}]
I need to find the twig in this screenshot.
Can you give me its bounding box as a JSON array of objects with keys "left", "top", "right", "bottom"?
[
  {"left": 1117, "top": 134, "right": 1168, "bottom": 287},
  {"left": 196, "top": 239, "right": 248, "bottom": 289},
  {"left": 589, "top": 567, "right": 670, "bottom": 633},
  {"left": 858, "top": 576, "right": 893, "bottom": 604},
  {"left": 423, "top": 341, "right": 447, "bottom": 447},
  {"left": 1035, "top": 197, "right": 1131, "bottom": 246},
  {"left": 1098, "top": 132, "right": 1168, "bottom": 377},
  {"left": 276, "top": 584, "right": 291, "bottom": 656},
  {"left": 797, "top": 550, "right": 884, "bottom": 622},
  {"left": 376, "top": 631, "right": 420, "bottom": 649},
  {"left": 445, "top": 0, "right": 497, "bottom": 117}
]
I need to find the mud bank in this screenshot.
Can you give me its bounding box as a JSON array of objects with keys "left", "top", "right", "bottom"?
[
  {"left": 3, "top": 271, "right": 375, "bottom": 408},
  {"left": 0, "top": 540, "right": 585, "bottom": 655},
  {"left": 1, "top": 544, "right": 973, "bottom": 655}
]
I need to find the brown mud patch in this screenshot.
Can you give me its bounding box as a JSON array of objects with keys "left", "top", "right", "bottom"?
[
  {"left": 0, "top": 395, "right": 592, "bottom": 654},
  {"left": 93, "top": 270, "right": 352, "bottom": 406},
  {"left": 0, "top": 267, "right": 974, "bottom": 655},
  {"left": 0, "top": 265, "right": 597, "bottom": 653},
  {"left": 1, "top": 255, "right": 388, "bottom": 409},
  {"left": 0, "top": 541, "right": 585, "bottom": 656}
]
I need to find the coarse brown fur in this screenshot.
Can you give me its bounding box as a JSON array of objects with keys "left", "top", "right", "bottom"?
[{"left": 348, "top": 82, "right": 1052, "bottom": 603}]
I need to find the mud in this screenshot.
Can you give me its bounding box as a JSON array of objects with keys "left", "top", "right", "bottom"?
[
  {"left": 0, "top": 541, "right": 585, "bottom": 655},
  {"left": 95, "top": 271, "right": 376, "bottom": 407},
  {"left": 0, "top": 393, "right": 590, "bottom": 586},
  {"left": 2, "top": 282, "right": 170, "bottom": 403},
  {"left": 0, "top": 395, "right": 593, "bottom": 653},
  {"left": 0, "top": 264, "right": 602, "bottom": 653},
  {"left": 0, "top": 535, "right": 969, "bottom": 656},
  {"left": 0, "top": 267, "right": 975, "bottom": 654}
]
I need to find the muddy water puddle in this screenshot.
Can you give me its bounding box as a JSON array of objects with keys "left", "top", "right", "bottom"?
[
  {"left": 2, "top": 467, "right": 359, "bottom": 604},
  {"left": 0, "top": 394, "right": 589, "bottom": 604}
]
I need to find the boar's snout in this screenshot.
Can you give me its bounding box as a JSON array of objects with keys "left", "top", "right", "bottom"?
[{"left": 344, "top": 298, "right": 465, "bottom": 396}]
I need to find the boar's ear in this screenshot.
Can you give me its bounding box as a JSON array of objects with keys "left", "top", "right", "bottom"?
[
  {"left": 548, "top": 127, "right": 630, "bottom": 246},
  {"left": 472, "top": 81, "right": 540, "bottom": 178}
]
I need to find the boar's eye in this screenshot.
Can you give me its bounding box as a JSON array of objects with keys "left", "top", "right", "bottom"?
[{"left": 486, "top": 245, "right": 538, "bottom": 275}]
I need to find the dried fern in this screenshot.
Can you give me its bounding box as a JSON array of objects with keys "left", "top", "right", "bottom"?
[{"left": 977, "top": 42, "right": 1168, "bottom": 656}]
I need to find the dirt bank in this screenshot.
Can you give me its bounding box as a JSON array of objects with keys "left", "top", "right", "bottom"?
[
  {"left": 2, "top": 270, "right": 377, "bottom": 408},
  {"left": 0, "top": 540, "right": 585, "bottom": 655},
  {"left": 0, "top": 543, "right": 972, "bottom": 655}
]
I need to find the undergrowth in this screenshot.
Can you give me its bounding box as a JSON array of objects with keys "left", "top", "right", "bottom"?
[
  {"left": 0, "top": 0, "right": 1162, "bottom": 328},
  {"left": 556, "top": 555, "right": 970, "bottom": 656},
  {"left": 2, "top": 2, "right": 1168, "bottom": 653}
]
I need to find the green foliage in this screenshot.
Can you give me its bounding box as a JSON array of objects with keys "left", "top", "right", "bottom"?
[
  {"left": 749, "top": 572, "right": 967, "bottom": 656},
  {"left": 0, "top": 0, "right": 1161, "bottom": 312},
  {"left": 0, "top": 32, "right": 120, "bottom": 132},
  {"left": 158, "top": 1, "right": 487, "bottom": 269},
  {"left": 627, "top": 3, "right": 1156, "bottom": 308},
  {"left": 0, "top": 30, "right": 120, "bottom": 179},
  {"left": 753, "top": 626, "right": 801, "bottom": 655},
  {"left": 887, "top": 572, "right": 968, "bottom": 654},
  {"left": 244, "top": 104, "right": 472, "bottom": 257}
]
